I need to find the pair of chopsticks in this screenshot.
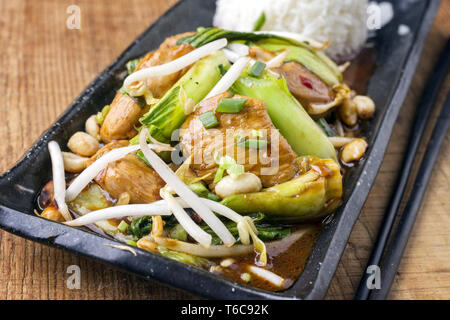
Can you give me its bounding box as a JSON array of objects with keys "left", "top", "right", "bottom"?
[{"left": 355, "top": 39, "right": 450, "bottom": 300}]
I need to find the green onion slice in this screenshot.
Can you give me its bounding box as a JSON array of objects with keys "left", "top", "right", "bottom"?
[
  {"left": 126, "top": 59, "right": 140, "bottom": 75},
  {"left": 118, "top": 220, "right": 129, "bottom": 233},
  {"left": 237, "top": 138, "right": 269, "bottom": 149},
  {"left": 216, "top": 98, "right": 247, "bottom": 113},
  {"left": 213, "top": 167, "right": 225, "bottom": 184},
  {"left": 218, "top": 64, "right": 227, "bottom": 76},
  {"left": 227, "top": 164, "right": 244, "bottom": 179},
  {"left": 199, "top": 111, "right": 219, "bottom": 128},
  {"left": 213, "top": 153, "right": 245, "bottom": 183},
  {"left": 248, "top": 61, "right": 266, "bottom": 77},
  {"left": 252, "top": 12, "right": 266, "bottom": 32}
]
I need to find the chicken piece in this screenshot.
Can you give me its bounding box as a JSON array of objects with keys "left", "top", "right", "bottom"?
[
  {"left": 100, "top": 32, "right": 195, "bottom": 142},
  {"left": 249, "top": 46, "right": 276, "bottom": 62},
  {"left": 100, "top": 92, "right": 144, "bottom": 142},
  {"left": 179, "top": 93, "right": 298, "bottom": 188},
  {"left": 280, "top": 62, "right": 334, "bottom": 106},
  {"left": 88, "top": 141, "right": 165, "bottom": 204},
  {"left": 136, "top": 37, "right": 194, "bottom": 98},
  {"left": 158, "top": 32, "right": 195, "bottom": 50},
  {"left": 250, "top": 47, "right": 334, "bottom": 107}
]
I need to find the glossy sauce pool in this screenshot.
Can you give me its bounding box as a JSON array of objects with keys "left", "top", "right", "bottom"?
[{"left": 213, "top": 226, "right": 321, "bottom": 291}]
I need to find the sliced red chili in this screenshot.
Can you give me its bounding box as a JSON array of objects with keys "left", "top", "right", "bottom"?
[{"left": 300, "top": 76, "right": 314, "bottom": 90}]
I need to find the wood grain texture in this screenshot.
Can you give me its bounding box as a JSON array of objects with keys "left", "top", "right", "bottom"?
[{"left": 0, "top": 0, "right": 449, "bottom": 300}]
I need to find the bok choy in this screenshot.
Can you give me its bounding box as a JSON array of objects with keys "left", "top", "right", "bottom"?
[
  {"left": 256, "top": 42, "right": 341, "bottom": 86},
  {"left": 177, "top": 27, "right": 343, "bottom": 87},
  {"left": 221, "top": 156, "right": 342, "bottom": 222},
  {"left": 231, "top": 72, "right": 337, "bottom": 159},
  {"left": 139, "top": 51, "right": 230, "bottom": 143},
  {"left": 177, "top": 27, "right": 309, "bottom": 48}
]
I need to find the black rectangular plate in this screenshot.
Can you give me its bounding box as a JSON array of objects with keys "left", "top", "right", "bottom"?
[{"left": 0, "top": 0, "right": 440, "bottom": 299}]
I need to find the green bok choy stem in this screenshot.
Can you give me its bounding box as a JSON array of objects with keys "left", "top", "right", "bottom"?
[
  {"left": 231, "top": 72, "right": 336, "bottom": 159},
  {"left": 138, "top": 51, "right": 230, "bottom": 143}
]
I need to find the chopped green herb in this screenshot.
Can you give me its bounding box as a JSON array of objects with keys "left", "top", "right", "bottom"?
[
  {"left": 213, "top": 154, "right": 232, "bottom": 183},
  {"left": 252, "top": 12, "right": 266, "bottom": 31},
  {"left": 213, "top": 153, "right": 245, "bottom": 183},
  {"left": 227, "top": 163, "right": 244, "bottom": 179},
  {"left": 218, "top": 64, "right": 227, "bottom": 76},
  {"left": 248, "top": 61, "right": 266, "bottom": 77},
  {"left": 129, "top": 216, "right": 152, "bottom": 239},
  {"left": 216, "top": 98, "right": 247, "bottom": 113},
  {"left": 237, "top": 138, "right": 269, "bottom": 149},
  {"left": 213, "top": 167, "right": 225, "bottom": 184},
  {"left": 118, "top": 220, "right": 129, "bottom": 233},
  {"left": 199, "top": 111, "right": 219, "bottom": 128},
  {"left": 126, "top": 59, "right": 140, "bottom": 74},
  {"left": 215, "top": 154, "right": 237, "bottom": 169}
]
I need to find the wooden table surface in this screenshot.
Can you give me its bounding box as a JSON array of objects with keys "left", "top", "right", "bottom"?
[{"left": 0, "top": 0, "right": 449, "bottom": 300}]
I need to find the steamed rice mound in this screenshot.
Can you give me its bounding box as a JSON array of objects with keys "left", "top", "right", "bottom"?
[{"left": 213, "top": 0, "right": 368, "bottom": 61}]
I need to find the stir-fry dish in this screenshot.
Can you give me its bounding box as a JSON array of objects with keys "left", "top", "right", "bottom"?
[{"left": 37, "top": 28, "right": 375, "bottom": 291}]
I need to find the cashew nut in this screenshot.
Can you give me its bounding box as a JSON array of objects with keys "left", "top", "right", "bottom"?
[
  {"left": 340, "top": 138, "right": 368, "bottom": 163},
  {"left": 67, "top": 131, "right": 100, "bottom": 157},
  {"left": 62, "top": 152, "right": 89, "bottom": 173},
  {"left": 215, "top": 173, "right": 262, "bottom": 198},
  {"left": 40, "top": 206, "right": 65, "bottom": 222},
  {"left": 85, "top": 115, "right": 100, "bottom": 140},
  {"left": 220, "top": 258, "right": 236, "bottom": 267},
  {"left": 354, "top": 95, "right": 375, "bottom": 120},
  {"left": 338, "top": 98, "right": 358, "bottom": 127}
]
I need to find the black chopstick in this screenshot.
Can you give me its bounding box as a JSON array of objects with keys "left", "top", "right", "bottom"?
[
  {"left": 355, "top": 39, "right": 450, "bottom": 300},
  {"left": 369, "top": 88, "right": 450, "bottom": 299}
]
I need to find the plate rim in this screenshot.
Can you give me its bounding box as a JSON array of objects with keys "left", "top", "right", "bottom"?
[{"left": 0, "top": 0, "right": 441, "bottom": 300}]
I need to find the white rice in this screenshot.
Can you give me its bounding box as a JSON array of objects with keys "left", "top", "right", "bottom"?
[{"left": 213, "top": 0, "right": 369, "bottom": 61}]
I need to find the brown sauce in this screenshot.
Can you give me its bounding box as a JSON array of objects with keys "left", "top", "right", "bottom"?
[
  {"left": 213, "top": 226, "right": 321, "bottom": 291},
  {"left": 343, "top": 46, "right": 377, "bottom": 95}
]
